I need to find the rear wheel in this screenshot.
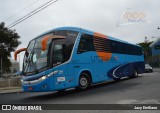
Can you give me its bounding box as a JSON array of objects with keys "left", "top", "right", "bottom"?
[
  {"left": 58, "top": 89, "right": 65, "bottom": 93},
  {"left": 113, "top": 78, "right": 121, "bottom": 81},
  {"left": 133, "top": 69, "right": 138, "bottom": 78},
  {"left": 129, "top": 69, "right": 138, "bottom": 78},
  {"left": 77, "top": 73, "right": 91, "bottom": 90}
]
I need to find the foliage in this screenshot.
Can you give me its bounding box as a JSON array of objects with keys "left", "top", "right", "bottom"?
[
  {"left": 0, "top": 22, "right": 21, "bottom": 73},
  {"left": 137, "top": 41, "right": 153, "bottom": 64},
  {"left": 137, "top": 41, "right": 153, "bottom": 51}
]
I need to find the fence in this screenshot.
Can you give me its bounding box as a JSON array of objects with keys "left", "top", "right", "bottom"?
[
  {"left": 147, "top": 55, "right": 160, "bottom": 67},
  {"left": 0, "top": 77, "right": 21, "bottom": 88}
]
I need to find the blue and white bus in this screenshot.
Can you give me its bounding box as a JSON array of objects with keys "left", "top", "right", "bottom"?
[{"left": 14, "top": 27, "right": 145, "bottom": 92}]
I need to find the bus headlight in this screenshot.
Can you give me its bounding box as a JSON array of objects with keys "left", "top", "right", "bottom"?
[
  {"left": 41, "top": 76, "right": 47, "bottom": 80},
  {"left": 39, "top": 70, "right": 58, "bottom": 81},
  {"left": 38, "top": 70, "right": 59, "bottom": 81},
  {"left": 21, "top": 70, "right": 59, "bottom": 85}
]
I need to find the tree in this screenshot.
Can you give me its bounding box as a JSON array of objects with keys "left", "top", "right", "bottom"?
[
  {"left": 137, "top": 41, "right": 153, "bottom": 63},
  {"left": 0, "top": 22, "right": 21, "bottom": 75},
  {"left": 13, "top": 68, "right": 17, "bottom": 73}
]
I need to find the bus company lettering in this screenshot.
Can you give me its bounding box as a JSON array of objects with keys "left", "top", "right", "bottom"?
[{"left": 91, "top": 56, "right": 118, "bottom": 62}]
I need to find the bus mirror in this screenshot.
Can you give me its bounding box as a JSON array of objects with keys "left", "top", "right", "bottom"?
[
  {"left": 14, "top": 48, "right": 27, "bottom": 61},
  {"left": 41, "top": 35, "right": 66, "bottom": 51}
]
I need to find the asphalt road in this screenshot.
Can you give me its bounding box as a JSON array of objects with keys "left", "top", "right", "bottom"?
[{"left": 0, "top": 70, "right": 160, "bottom": 113}]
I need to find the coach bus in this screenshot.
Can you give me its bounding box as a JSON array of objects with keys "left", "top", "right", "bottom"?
[{"left": 14, "top": 27, "right": 145, "bottom": 92}]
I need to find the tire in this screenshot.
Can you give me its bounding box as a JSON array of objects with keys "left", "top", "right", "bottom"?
[
  {"left": 58, "top": 89, "right": 65, "bottom": 93},
  {"left": 113, "top": 78, "right": 121, "bottom": 81},
  {"left": 133, "top": 69, "right": 138, "bottom": 78},
  {"left": 77, "top": 73, "right": 91, "bottom": 90}
]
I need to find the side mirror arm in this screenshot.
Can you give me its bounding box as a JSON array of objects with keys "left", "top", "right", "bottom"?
[{"left": 14, "top": 48, "right": 27, "bottom": 61}]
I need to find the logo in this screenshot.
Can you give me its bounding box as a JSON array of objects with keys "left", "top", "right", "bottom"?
[
  {"left": 117, "top": 8, "right": 150, "bottom": 26},
  {"left": 1, "top": 105, "right": 42, "bottom": 111},
  {"left": 2, "top": 105, "right": 11, "bottom": 110}
]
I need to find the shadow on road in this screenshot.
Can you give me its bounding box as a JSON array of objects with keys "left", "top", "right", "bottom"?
[{"left": 23, "top": 76, "right": 142, "bottom": 102}]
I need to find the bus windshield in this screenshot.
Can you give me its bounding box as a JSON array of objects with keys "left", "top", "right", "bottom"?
[
  {"left": 23, "top": 35, "right": 52, "bottom": 75},
  {"left": 23, "top": 30, "right": 79, "bottom": 75}
]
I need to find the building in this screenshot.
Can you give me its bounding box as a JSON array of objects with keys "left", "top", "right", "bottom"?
[
  {"left": 10, "top": 59, "right": 20, "bottom": 74},
  {"left": 3, "top": 59, "right": 20, "bottom": 77},
  {"left": 149, "top": 38, "right": 160, "bottom": 67},
  {"left": 150, "top": 38, "right": 160, "bottom": 56}
]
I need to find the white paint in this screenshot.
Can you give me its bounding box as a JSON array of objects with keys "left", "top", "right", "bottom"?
[{"left": 57, "top": 77, "right": 65, "bottom": 82}]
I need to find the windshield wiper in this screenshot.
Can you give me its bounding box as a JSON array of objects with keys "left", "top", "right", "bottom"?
[
  {"left": 24, "top": 50, "right": 38, "bottom": 75},
  {"left": 31, "top": 50, "right": 39, "bottom": 74}
]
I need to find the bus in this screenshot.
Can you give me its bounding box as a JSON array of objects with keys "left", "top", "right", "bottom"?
[{"left": 14, "top": 27, "right": 145, "bottom": 92}]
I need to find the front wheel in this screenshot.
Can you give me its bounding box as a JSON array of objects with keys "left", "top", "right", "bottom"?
[{"left": 77, "top": 73, "right": 91, "bottom": 90}]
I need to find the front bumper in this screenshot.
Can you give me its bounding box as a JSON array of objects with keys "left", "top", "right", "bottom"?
[
  {"left": 145, "top": 69, "right": 153, "bottom": 72},
  {"left": 22, "top": 77, "right": 54, "bottom": 92}
]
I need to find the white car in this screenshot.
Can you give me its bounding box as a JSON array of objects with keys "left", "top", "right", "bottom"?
[{"left": 145, "top": 64, "right": 153, "bottom": 73}]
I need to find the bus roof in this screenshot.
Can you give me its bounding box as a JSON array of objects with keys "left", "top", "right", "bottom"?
[{"left": 34, "top": 26, "right": 140, "bottom": 47}]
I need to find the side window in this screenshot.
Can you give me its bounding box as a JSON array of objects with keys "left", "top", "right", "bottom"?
[
  {"left": 117, "top": 42, "right": 125, "bottom": 54},
  {"left": 53, "top": 44, "right": 64, "bottom": 64},
  {"left": 77, "top": 34, "right": 95, "bottom": 54},
  {"left": 66, "top": 43, "right": 74, "bottom": 60},
  {"left": 110, "top": 41, "right": 117, "bottom": 53}
]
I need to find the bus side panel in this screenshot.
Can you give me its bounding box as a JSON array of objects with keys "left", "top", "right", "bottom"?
[
  {"left": 52, "top": 64, "right": 75, "bottom": 91},
  {"left": 68, "top": 63, "right": 96, "bottom": 87},
  {"left": 104, "top": 53, "right": 145, "bottom": 79},
  {"left": 135, "top": 61, "right": 145, "bottom": 74},
  {"left": 107, "top": 61, "right": 145, "bottom": 79}
]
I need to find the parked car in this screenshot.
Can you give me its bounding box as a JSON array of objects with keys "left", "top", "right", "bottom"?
[{"left": 145, "top": 64, "right": 153, "bottom": 72}]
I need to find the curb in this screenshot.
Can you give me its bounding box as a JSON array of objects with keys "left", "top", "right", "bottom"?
[
  {"left": 0, "top": 89, "right": 23, "bottom": 95},
  {"left": 0, "top": 91, "right": 23, "bottom": 95}
]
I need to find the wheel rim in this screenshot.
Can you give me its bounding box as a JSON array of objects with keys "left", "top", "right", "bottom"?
[
  {"left": 135, "top": 70, "right": 138, "bottom": 76},
  {"left": 80, "top": 77, "right": 88, "bottom": 87}
]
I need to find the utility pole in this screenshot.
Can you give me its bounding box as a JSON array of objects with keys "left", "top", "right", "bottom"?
[
  {"left": 0, "top": 43, "right": 10, "bottom": 78},
  {"left": 0, "top": 43, "right": 2, "bottom": 78},
  {"left": 0, "top": 56, "right": 2, "bottom": 78},
  {"left": 18, "top": 55, "right": 20, "bottom": 71},
  {"left": 144, "top": 37, "right": 148, "bottom": 63}
]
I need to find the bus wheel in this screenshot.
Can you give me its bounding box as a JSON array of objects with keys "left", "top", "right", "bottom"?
[
  {"left": 133, "top": 69, "right": 138, "bottom": 78},
  {"left": 58, "top": 89, "right": 65, "bottom": 93},
  {"left": 77, "top": 73, "right": 91, "bottom": 90},
  {"left": 113, "top": 78, "right": 121, "bottom": 81}
]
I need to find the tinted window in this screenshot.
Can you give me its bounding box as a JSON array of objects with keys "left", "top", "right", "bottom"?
[
  {"left": 53, "top": 30, "right": 78, "bottom": 44},
  {"left": 77, "top": 33, "right": 142, "bottom": 55},
  {"left": 94, "top": 36, "right": 111, "bottom": 53},
  {"left": 53, "top": 44, "right": 64, "bottom": 63},
  {"left": 110, "top": 40, "right": 142, "bottom": 55},
  {"left": 78, "top": 34, "right": 95, "bottom": 54}
]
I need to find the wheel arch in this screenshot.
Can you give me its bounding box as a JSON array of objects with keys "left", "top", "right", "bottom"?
[{"left": 75, "top": 69, "right": 93, "bottom": 87}]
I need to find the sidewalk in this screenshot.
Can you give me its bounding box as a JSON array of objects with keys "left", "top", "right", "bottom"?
[{"left": 0, "top": 86, "right": 23, "bottom": 94}]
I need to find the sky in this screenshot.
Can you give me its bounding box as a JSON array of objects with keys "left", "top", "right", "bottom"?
[{"left": 0, "top": 0, "right": 160, "bottom": 70}]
